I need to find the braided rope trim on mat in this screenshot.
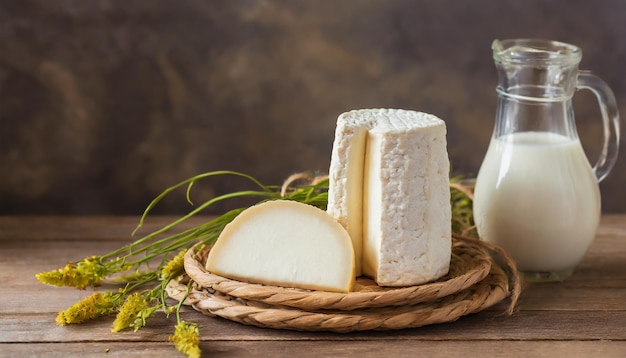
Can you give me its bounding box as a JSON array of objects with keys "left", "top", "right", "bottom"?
[
  {"left": 179, "top": 237, "right": 494, "bottom": 311},
  {"left": 167, "top": 258, "right": 512, "bottom": 333},
  {"left": 166, "top": 236, "right": 520, "bottom": 332}
]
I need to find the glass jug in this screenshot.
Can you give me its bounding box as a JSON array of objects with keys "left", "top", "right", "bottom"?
[{"left": 473, "top": 39, "right": 620, "bottom": 282}]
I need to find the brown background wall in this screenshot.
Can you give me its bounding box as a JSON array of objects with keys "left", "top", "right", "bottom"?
[{"left": 1, "top": 0, "right": 625, "bottom": 215}]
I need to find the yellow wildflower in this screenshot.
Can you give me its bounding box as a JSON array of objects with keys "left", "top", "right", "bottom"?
[
  {"left": 36, "top": 256, "right": 108, "bottom": 289},
  {"left": 161, "top": 249, "right": 187, "bottom": 280},
  {"left": 56, "top": 292, "right": 120, "bottom": 325},
  {"left": 170, "top": 321, "right": 201, "bottom": 358},
  {"left": 111, "top": 292, "right": 150, "bottom": 332}
]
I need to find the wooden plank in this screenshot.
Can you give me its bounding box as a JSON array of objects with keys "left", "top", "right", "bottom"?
[
  {"left": 0, "top": 216, "right": 141, "bottom": 241},
  {"left": 0, "top": 216, "right": 212, "bottom": 241},
  {"left": 518, "top": 287, "right": 626, "bottom": 310},
  {"left": 2, "top": 340, "right": 626, "bottom": 358},
  {"left": 2, "top": 342, "right": 180, "bottom": 357},
  {"left": 3, "top": 309, "right": 626, "bottom": 343},
  {"left": 162, "top": 340, "right": 626, "bottom": 358},
  {"left": 598, "top": 214, "right": 626, "bottom": 232}
]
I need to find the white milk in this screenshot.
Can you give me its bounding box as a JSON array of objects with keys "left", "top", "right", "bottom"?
[{"left": 473, "top": 131, "right": 600, "bottom": 273}]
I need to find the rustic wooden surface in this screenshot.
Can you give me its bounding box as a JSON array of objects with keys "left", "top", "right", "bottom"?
[{"left": 1, "top": 215, "right": 625, "bottom": 357}]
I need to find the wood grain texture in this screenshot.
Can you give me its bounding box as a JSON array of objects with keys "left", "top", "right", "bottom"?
[
  {"left": 5, "top": 341, "right": 626, "bottom": 358},
  {"left": 1, "top": 215, "right": 625, "bottom": 357}
]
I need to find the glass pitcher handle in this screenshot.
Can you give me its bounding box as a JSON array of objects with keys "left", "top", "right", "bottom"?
[{"left": 576, "top": 71, "right": 620, "bottom": 182}]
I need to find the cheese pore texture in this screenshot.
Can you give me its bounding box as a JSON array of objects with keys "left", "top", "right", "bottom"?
[
  {"left": 327, "top": 108, "right": 451, "bottom": 286},
  {"left": 205, "top": 200, "right": 355, "bottom": 293}
]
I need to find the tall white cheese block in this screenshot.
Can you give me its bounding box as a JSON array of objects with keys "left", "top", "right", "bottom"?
[{"left": 327, "top": 108, "right": 451, "bottom": 286}]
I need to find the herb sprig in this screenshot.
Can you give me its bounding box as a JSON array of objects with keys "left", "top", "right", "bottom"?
[{"left": 36, "top": 171, "right": 331, "bottom": 357}]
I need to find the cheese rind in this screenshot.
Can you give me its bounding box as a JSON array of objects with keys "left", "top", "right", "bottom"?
[
  {"left": 206, "top": 200, "right": 355, "bottom": 293},
  {"left": 327, "top": 124, "right": 367, "bottom": 275},
  {"left": 328, "top": 108, "right": 451, "bottom": 286}
]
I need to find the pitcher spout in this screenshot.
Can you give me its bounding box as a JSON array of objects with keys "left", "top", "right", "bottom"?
[{"left": 492, "top": 38, "right": 582, "bottom": 100}]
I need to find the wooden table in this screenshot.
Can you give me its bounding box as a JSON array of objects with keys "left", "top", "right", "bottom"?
[{"left": 1, "top": 215, "right": 625, "bottom": 357}]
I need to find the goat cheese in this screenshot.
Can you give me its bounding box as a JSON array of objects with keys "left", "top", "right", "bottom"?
[{"left": 328, "top": 109, "right": 451, "bottom": 286}]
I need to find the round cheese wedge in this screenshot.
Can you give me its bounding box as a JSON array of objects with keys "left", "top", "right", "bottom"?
[{"left": 205, "top": 200, "right": 355, "bottom": 293}]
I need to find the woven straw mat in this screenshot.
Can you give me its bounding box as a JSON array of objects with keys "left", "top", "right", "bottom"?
[{"left": 166, "top": 235, "right": 521, "bottom": 332}]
